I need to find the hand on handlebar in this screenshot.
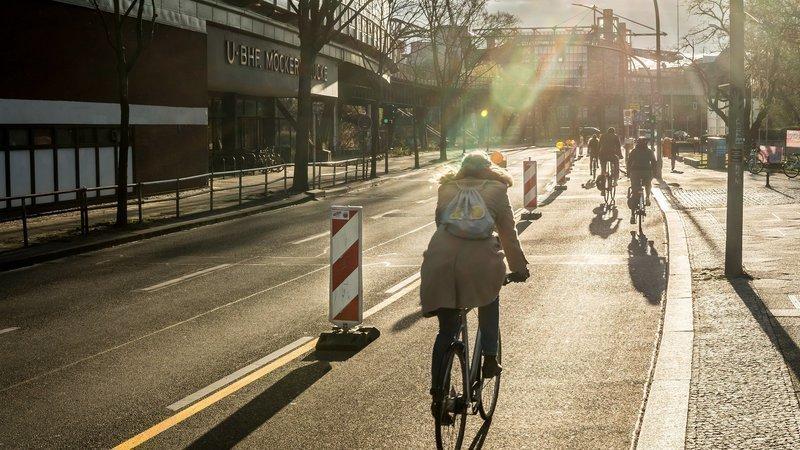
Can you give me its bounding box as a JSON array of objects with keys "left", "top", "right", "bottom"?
[{"left": 505, "top": 269, "right": 530, "bottom": 284}]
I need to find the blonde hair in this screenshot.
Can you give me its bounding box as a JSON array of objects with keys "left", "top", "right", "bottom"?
[{"left": 439, "top": 151, "right": 513, "bottom": 186}]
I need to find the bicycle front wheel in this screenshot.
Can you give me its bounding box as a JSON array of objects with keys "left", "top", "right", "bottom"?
[
  {"left": 435, "top": 345, "right": 468, "bottom": 450},
  {"left": 478, "top": 334, "right": 502, "bottom": 421}
]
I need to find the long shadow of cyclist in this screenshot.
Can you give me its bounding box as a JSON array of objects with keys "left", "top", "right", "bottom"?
[
  {"left": 627, "top": 232, "right": 666, "bottom": 305},
  {"left": 589, "top": 205, "right": 621, "bottom": 239}
]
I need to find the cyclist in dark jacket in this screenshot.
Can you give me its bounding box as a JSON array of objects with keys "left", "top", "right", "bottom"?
[
  {"left": 587, "top": 134, "right": 600, "bottom": 178},
  {"left": 627, "top": 138, "right": 657, "bottom": 222},
  {"left": 598, "top": 128, "right": 622, "bottom": 182}
]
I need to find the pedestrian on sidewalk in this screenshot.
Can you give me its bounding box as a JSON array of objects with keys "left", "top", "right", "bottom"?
[
  {"left": 420, "top": 151, "right": 529, "bottom": 420},
  {"left": 627, "top": 138, "right": 657, "bottom": 223}
]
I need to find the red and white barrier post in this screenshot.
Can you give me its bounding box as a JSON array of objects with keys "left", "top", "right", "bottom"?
[
  {"left": 556, "top": 148, "right": 569, "bottom": 188},
  {"left": 317, "top": 205, "right": 378, "bottom": 351},
  {"left": 329, "top": 206, "right": 363, "bottom": 327},
  {"left": 522, "top": 158, "right": 541, "bottom": 219}
]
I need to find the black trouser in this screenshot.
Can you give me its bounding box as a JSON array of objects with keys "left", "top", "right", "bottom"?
[{"left": 430, "top": 298, "right": 499, "bottom": 394}]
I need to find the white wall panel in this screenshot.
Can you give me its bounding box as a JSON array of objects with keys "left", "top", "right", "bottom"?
[
  {"left": 79, "top": 147, "right": 97, "bottom": 197},
  {"left": 9, "top": 150, "right": 31, "bottom": 207},
  {"left": 34, "top": 150, "right": 55, "bottom": 204},
  {"left": 98, "top": 147, "right": 115, "bottom": 196},
  {"left": 58, "top": 149, "right": 77, "bottom": 200}
]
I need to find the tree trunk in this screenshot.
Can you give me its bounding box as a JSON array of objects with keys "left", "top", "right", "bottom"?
[
  {"left": 115, "top": 70, "right": 130, "bottom": 227},
  {"left": 294, "top": 48, "right": 315, "bottom": 192},
  {"left": 370, "top": 100, "right": 380, "bottom": 179},
  {"left": 438, "top": 96, "right": 449, "bottom": 161}
]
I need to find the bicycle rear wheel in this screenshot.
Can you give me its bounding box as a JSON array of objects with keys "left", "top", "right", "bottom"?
[
  {"left": 435, "top": 345, "right": 468, "bottom": 450},
  {"left": 784, "top": 157, "right": 799, "bottom": 178},
  {"left": 748, "top": 159, "right": 764, "bottom": 175},
  {"left": 478, "top": 334, "right": 502, "bottom": 421}
]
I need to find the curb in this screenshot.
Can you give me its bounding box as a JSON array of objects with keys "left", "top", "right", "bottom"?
[
  {"left": 0, "top": 193, "right": 314, "bottom": 272},
  {"left": 633, "top": 180, "right": 694, "bottom": 450}
]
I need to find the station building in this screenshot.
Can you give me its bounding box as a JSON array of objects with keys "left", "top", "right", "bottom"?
[{"left": 0, "top": 0, "right": 432, "bottom": 206}]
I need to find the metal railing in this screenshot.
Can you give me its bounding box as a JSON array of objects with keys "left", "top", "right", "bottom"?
[{"left": 0, "top": 154, "right": 388, "bottom": 249}]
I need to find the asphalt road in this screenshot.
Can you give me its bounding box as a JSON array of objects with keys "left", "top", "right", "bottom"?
[{"left": 0, "top": 147, "right": 666, "bottom": 449}]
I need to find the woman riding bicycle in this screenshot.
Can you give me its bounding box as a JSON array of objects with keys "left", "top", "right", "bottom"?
[{"left": 420, "top": 152, "right": 529, "bottom": 421}]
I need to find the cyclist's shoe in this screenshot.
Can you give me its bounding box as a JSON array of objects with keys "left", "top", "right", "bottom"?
[
  {"left": 630, "top": 215, "right": 636, "bottom": 224},
  {"left": 482, "top": 355, "right": 503, "bottom": 379},
  {"left": 430, "top": 391, "right": 454, "bottom": 425}
]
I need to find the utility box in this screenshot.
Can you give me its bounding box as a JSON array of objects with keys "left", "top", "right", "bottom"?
[{"left": 706, "top": 137, "right": 728, "bottom": 169}]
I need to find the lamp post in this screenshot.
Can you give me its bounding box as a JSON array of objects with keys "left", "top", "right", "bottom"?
[
  {"left": 481, "top": 109, "right": 489, "bottom": 152},
  {"left": 653, "top": 0, "right": 663, "bottom": 179},
  {"left": 725, "top": 0, "right": 746, "bottom": 277}
]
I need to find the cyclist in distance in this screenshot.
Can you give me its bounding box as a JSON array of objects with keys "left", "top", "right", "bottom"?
[
  {"left": 420, "top": 152, "right": 529, "bottom": 421},
  {"left": 627, "top": 137, "right": 657, "bottom": 223},
  {"left": 588, "top": 133, "right": 600, "bottom": 179},
  {"left": 599, "top": 127, "right": 623, "bottom": 182}
]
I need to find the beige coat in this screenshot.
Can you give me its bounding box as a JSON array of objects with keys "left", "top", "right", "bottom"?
[{"left": 420, "top": 178, "right": 528, "bottom": 316}]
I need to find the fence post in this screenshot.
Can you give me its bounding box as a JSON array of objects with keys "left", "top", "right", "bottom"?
[
  {"left": 79, "top": 187, "right": 88, "bottom": 236},
  {"left": 137, "top": 182, "right": 143, "bottom": 223},
  {"left": 175, "top": 178, "right": 181, "bottom": 218},
  {"left": 238, "top": 170, "right": 243, "bottom": 205},
  {"left": 283, "top": 165, "right": 287, "bottom": 193},
  {"left": 21, "top": 197, "right": 29, "bottom": 247},
  {"left": 210, "top": 172, "right": 215, "bottom": 211},
  {"left": 345, "top": 161, "right": 349, "bottom": 183},
  {"left": 333, "top": 164, "right": 337, "bottom": 186},
  {"left": 264, "top": 167, "right": 269, "bottom": 195}
]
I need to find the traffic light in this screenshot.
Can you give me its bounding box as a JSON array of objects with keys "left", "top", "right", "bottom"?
[{"left": 382, "top": 105, "right": 396, "bottom": 125}]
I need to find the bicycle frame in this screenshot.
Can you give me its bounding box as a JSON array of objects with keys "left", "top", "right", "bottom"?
[{"left": 456, "top": 310, "right": 483, "bottom": 409}]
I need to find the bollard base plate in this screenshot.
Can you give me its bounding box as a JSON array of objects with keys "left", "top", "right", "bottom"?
[
  {"left": 521, "top": 211, "right": 542, "bottom": 220},
  {"left": 316, "top": 326, "right": 380, "bottom": 352}
]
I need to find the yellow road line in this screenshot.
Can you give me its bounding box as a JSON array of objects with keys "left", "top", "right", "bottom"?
[{"left": 113, "top": 338, "right": 318, "bottom": 449}]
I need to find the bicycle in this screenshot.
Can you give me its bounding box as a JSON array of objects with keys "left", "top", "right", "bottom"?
[
  {"left": 783, "top": 153, "right": 800, "bottom": 179},
  {"left": 628, "top": 181, "right": 646, "bottom": 236},
  {"left": 600, "top": 159, "right": 618, "bottom": 210},
  {"left": 433, "top": 276, "right": 519, "bottom": 449},
  {"left": 746, "top": 147, "right": 766, "bottom": 175},
  {"left": 589, "top": 154, "right": 598, "bottom": 179},
  {"left": 259, "top": 148, "right": 285, "bottom": 173}
]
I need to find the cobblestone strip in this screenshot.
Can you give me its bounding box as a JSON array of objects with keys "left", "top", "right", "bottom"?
[
  {"left": 664, "top": 188, "right": 800, "bottom": 449},
  {"left": 636, "top": 187, "right": 693, "bottom": 450}
]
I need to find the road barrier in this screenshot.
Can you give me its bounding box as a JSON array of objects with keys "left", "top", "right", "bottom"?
[
  {"left": 556, "top": 147, "right": 571, "bottom": 186},
  {"left": 523, "top": 159, "right": 537, "bottom": 210},
  {"left": 329, "top": 205, "right": 363, "bottom": 328}
]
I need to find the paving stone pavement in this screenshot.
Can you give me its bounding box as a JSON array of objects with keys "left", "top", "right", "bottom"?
[{"left": 662, "top": 162, "right": 800, "bottom": 448}]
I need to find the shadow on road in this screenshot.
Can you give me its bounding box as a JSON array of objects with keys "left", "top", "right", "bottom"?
[
  {"left": 467, "top": 420, "right": 493, "bottom": 449},
  {"left": 186, "top": 361, "right": 331, "bottom": 449},
  {"left": 393, "top": 310, "right": 424, "bottom": 332},
  {"left": 627, "top": 233, "right": 666, "bottom": 305},
  {"left": 515, "top": 220, "right": 533, "bottom": 235},
  {"left": 589, "top": 205, "right": 621, "bottom": 239}
]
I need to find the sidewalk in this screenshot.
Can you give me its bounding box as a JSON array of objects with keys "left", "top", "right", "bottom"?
[{"left": 660, "top": 161, "right": 800, "bottom": 448}]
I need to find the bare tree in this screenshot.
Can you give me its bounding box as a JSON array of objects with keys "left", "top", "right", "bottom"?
[
  {"left": 90, "top": 0, "right": 157, "bottom": 226},
  {"left": 417, "top": 0, "right": 517, "bottom": 160},
  {"left": 682, "top": 0, "right": 787, "bottom": 144},
  {"left": 287, "top": 0, "right": 376, "bottom": 191},
  {"left": 356, "top": 0, "right": 422, "bottom": 178}
]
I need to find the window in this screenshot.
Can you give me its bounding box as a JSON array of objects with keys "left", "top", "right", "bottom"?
[{"left": 8, "top": 129, "right": 29, "bottom": 147}]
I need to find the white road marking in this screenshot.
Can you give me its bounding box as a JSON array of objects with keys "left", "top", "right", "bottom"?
[
  {"left": 789, "top": 295, "right": 800, "bottom": 310},
  {"left": 364, "top": 279, "right": 422, "bottom": 319},
  {"left": 415, "top": 197, "right": 436, "bottom": 204},
  {"left": 0, "top": 327, "right": 20, "bottom": 335},
  {"left": 167, "top": 337, "right": 315, "bottom": 411},
  {"left": 370, "top": 209, "right": 401, "bottom": 220},
  {"left": 290, "top": 231, "right": 329, "bottom": 245},
  {"left": 364, "top": 221, "right": 435, "bottom": 252},
  {"left": 385, "top": 271, "right": 421, "bottom": 294},
  {"left": 139, "top": 264, "right": 232, "bottom": 292},
  {"left": 771, "top": 212, "right": 781, "bottom": 221}
]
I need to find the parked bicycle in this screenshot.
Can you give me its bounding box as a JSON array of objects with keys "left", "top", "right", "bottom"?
[
  {"left": 746, "top": 146, "right": 766, "bottom": 175},
  {"left": 258, "top": 148, "right": 285, "bottom": 173},
  {"left": 783, "top": 153, "right": 800, "bottom": 179}
]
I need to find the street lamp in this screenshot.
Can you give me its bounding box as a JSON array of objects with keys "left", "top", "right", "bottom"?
[
  {"left": 653, "top": 0, "right": 663, "bottom": 179},
  {"left": 481, "top": 109, "right": 489, "bottom": 152}
]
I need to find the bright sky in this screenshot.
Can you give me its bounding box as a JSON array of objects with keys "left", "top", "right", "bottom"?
[{"left": 488, "top": 0, "right": 701, "bottom": 52}]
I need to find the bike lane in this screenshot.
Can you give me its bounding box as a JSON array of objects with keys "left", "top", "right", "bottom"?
[{"left": 131, "top": 151, "right": 667, "bottom": 449}]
